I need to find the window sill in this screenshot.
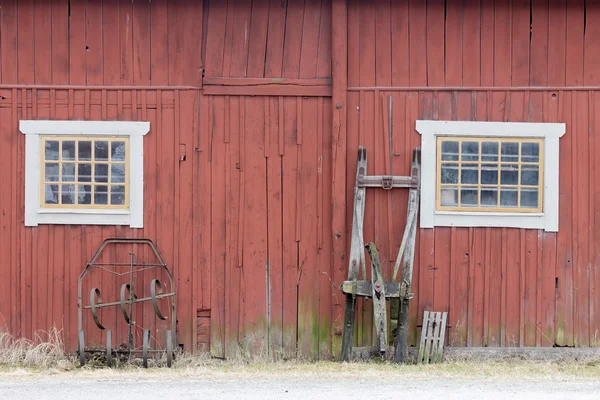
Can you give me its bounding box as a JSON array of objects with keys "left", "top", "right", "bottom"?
[
  {"left": 428, "top": 211, "right": 548, "bottom": 231},
  {"left": 32, "top": 210, "right": 137, "bottom": 227}
]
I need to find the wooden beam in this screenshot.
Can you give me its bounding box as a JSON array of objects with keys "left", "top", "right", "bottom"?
[
  {"left": 202, "top": 77, "right": 332, "bottom": 96},
  {"left": 331, "top": 0, "right": 348, "bottom": 360},
  {"left": 341, "top": 280, "right": 402, "bottom": 298}
]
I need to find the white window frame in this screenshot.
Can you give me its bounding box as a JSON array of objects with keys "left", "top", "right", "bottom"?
[
  {"left": 20, "top": 120, "right": 150, "bottom": 228},
  {"left": 416, "top": 120, "right": 566, "bottom": 232}
]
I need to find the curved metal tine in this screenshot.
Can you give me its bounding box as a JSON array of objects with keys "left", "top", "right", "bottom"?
[
  {"left": 90, "top": 288, "right": 106, "bottom": 330},
  {"left": 106, "top": 330, "right": 113, "bottom": 368},
  {"left": 120, "top": 284, "right": 135, "bottom": 324},
  {"left": 78, "top": 330, "right": 85, "bottom": 367},
  {"left": 150, "top": 279, "right": 167, "bottom": 320},
  {"left": 142, "top": 329, "right": 150, "bottom": 368},
  {"left": 166, "top": 330, "right": 173, "bottom": 368}
]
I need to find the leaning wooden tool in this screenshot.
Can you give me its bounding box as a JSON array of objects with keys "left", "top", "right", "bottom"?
[{"left": 340, "top": 146, "right": 420, "bottom": 363}]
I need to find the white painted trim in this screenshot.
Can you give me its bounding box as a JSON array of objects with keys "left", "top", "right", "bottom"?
[
  {"left": 20, "top": 120, "right": 150, "bottom": 136},
  {"left": 416, "top": 120, "right": 566, "bottom": 232},
  {"left": 20, "top": 120, "right": 148, "bottom": 228},
  {"left": 415, "top": 120, "right": 566, "bottom": 138}
]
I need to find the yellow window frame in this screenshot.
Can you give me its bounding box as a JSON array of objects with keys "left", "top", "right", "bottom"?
[
  {"left": 436, "top": 136, "right": 544, "bottom": 213},
  {"left": 40, "top": 136, "right": 130, "bottom": 209}
]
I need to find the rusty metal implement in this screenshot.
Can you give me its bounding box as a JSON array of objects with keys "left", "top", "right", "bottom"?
[{"left": 77, "top": 238, "right": 176, "bottom": 368}]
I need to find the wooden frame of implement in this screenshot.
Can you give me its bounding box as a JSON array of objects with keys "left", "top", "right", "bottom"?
[{"left": 341, "top": 146, "right": 421, "bottom": 363}]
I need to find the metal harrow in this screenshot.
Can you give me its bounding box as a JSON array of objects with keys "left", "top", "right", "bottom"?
[{"left": 77, "top": 238, "right": 176, "bottom": 368}]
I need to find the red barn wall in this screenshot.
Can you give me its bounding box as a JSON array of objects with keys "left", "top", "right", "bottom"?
[
  {"left": 0, "top": 0, "right": 599, "bottom": 361},
  {"left": 340, "top": 0, "right": 600, "bottom": 349}
]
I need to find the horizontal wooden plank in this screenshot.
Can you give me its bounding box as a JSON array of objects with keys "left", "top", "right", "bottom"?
[
  {"left": 342, "top": 280, "right": 401, "bottom": 298},
  {"left": 203, "top": 77, "right": 333, "bottom": 97}
]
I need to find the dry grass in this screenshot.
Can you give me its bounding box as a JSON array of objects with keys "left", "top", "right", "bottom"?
[
  {"left": 1, "top": 327, "right": 600, "bottom": 383},
  {"left": 0, "top": 327, "right": 75, "bottom": 370}
]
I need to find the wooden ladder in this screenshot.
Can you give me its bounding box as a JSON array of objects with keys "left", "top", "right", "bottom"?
[{"left": 341, "top": 146, "right": 421, "bottom": 363}]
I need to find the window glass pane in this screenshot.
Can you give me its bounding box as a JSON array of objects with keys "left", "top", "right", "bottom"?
[
  {"left": 521, "top": 142, "right": 540, "bottom": 163},
  {"left": 480, "top": 189, "right": 498, "bottom": 207},
  {"left": 78, "top": 141, "right": 92, "bottom": 161},
  {"left": 94, "top": 185, "right": 108, "bottom": 205},
  {"left": 78, "top": 164, "right": 92, "bottom": 182},
  {"left": 521, "top": 165, "right": 539, "bottom": 186},
  {"left": 61, "top": 184, "right": 76, "bottom": 204},
  {"left": 500, "top": 164, "right": 519, "bottom": 185},
  {"left": 460, "top": 165, "right": 478, "bottom": 184},
  {"left": 44, "top": 184, "right": 59, "bottom": 204},
  {"left": 460, "top": 187, "right": 478, "bottom": 206},
  {"left": 461, "top": 142, "right": 479, "bottom": 161},
  {"left": 110, "top": 185, "right": 126, "bottom": 205},
  {"left": 94, "top": 164, "right": 109, "bottom": 183},
  {"left": 78, "top": 185, "right": 91, "bottom": 205},
  {"left": 62, "top": 164, "right": 76, "bottom": 182},
  {"left": 500, "top": 189, "right": 518, "bottom": 208},
  {"left": 440, "top": 187, "right": 458, "bottom": 207},
  {"left": 45, "top": 141, "right": 59, "bottom": 161},
  {"left": 111, "top": 141, "right": 126, "bottom": 161},
  {"left": 94, "top": 141, "right": 109, "bottom": 161},
  {"left": 45, "top": 163, "right": 59, "bottom": 182},
  {"left": 481, "top": 164, "right": 499, "bottom": 184},
  {"left": 62, "top": 141, "right": 76, "bottom": 161},
  {"left": 501, "top": 142, "right": 519, "bottom": 162},
  {"left": 521, "top": 188, "right": 539, "bottom": 209},
  {"left": 111, "top": 164, "right": 126, "bottom": 183},
  {"left": 481, "top": 142, "right": 498, "bottom": 162},
  {"left": 441, "top": 141, "right": 459, "bottom": 161}
]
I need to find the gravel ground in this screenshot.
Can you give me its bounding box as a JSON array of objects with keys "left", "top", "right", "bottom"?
[{"left": 1, "top": 377, "right": 600, "bottom": 400}]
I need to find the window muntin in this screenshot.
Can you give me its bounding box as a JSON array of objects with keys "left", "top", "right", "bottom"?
[
  {"left": 436, "top": 137, "right": 543, "bottom": 213},
  {"left": 40, "top": 136, "right": 129, "bottom": 209}
]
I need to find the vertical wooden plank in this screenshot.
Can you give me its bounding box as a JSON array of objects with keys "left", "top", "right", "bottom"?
[
  {"left": 530, "top": 0, "right": 549, "bottom": 86},
  {"left": 119, "top": 0, "right": 134, "bottom": 85},
  {"left": 316, "top": 0, "right": 332, "bottom": 79},
  {"left": 86, "top": 0, "right": 103, "bottom": 85},
  {"left": 593, "top": 92, "right": 600, "bottom": 347},
  {"left": 183, "top": 1, "right": 203, "bottom": 86},
  {"left": 409, "top": 0, "right": 427, "bottom": 86},
  {"left": 462, "top": 0, "right": 481, "bottom": 86},
  {"left": 1, "top": 0, "right": 17, "bottom": 84},
  {"left": 203, "top": 0, "right": 227, "bottom": 77},
  {"left": 282, "top": 96, "right": 299, "bottom": 357},
  {"left": 299, "top": 0, "right": 323, "bottom": 79},
  {"left": 374, "top": 0, "right": 391, "bottom": 86},
  {"left": 51, "top": 0, "right": 70, "bottom": 85},
  {"left": 297, "top": 98, "right": 320, "bottom": 359},
  {"left": 150, "top": 0, "right": 169, "bottom": 85},
  {"left": 573, "top": 91, "right": 590, "bottom": 346},
  {"left": 103, "top": 0, "right": 121, "bottom": 85},
  {"left": 133, "top": 0, "right": 151, "bottom": 85},
  {"left": 229, "top": 1, "right": 252, "bottom": 77},
  {"left": 547, "top": 0, "right": 567, "bottom": 87},
  {"left": 241, "top": 98, "right": 269, "bottom": 353},
  {"left": 34, "top": 1, "right": 52, "bottom": 85},
  {"left": 282, "top": 0, "right": 305, "bottom": 78},
  {"left": 267, "top": 97, "right": 284, "bottom": 357},
  {"left": 167, "top": 0, "right": 185, "bottom": 85},
  {"left": 565, "top": 0, "right": 585, "bottom": 86},
  {"left": 494, "top": 0, "right": 512, "bottom": 86},
  {"left": 331, "top": 0, "right": 348, "bottom": 358},
  {"left": 18, "top": 0, "right": 35, "bottom": 85},
  {"left": 246, "top": 0, "right": 269, "bottom": 78},
  {"left": 480, "top": 0, "right": 495, "bottom": 87},
  {"left": 426, "top": 0, "right": 445, "bottom": 86},
  {"left": 511, "top": 0, "right": 531, "bottom": 86},
  {"left": 210, "top": 96, "right": 226, "bottom": 358},
  {"left": 390, "top": 0, "right": 409, "bottom": 86},
  {"left": 264, "top": 0, "right": 287, "bottom": 78},
  {"left": 319, "top": 98, "right": 333, "bottom": 358},
  {"left": 445, "top": 0, "right": 464, "bottom": 86}
]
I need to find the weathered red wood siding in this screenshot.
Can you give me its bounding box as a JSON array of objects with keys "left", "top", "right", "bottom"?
[
  {"left": 1, "top": 0, "right": 599, "bottom": 361},
  {"left": 340, "top": 0, "right": 600, "bottom": 348}
]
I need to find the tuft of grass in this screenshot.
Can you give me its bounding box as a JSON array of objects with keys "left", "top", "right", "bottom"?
[{"left": 0, "top": 327, "right": 76, "bottom": 370}]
